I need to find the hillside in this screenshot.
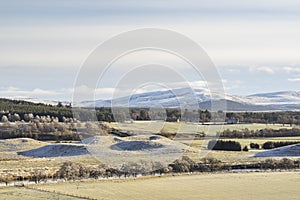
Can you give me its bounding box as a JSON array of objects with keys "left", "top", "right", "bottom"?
[{"left": 80, "top": 88, "right": 300, "bottom": 111}]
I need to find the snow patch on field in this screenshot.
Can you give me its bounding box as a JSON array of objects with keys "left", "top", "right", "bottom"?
[
  {"left": 18, "top": 143, "right": 89, "bottom": 158},
  {"left": 254, "top": 144, "right": 300, "bottom": 157},
  {"left": 0, "top": 138, "right": 48, "bottom": 152},
  {"left": 17, "top": 135, "right": 191, "bottom": 162}
]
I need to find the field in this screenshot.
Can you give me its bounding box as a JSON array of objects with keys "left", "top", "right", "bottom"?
[
  {"left": 0, "top": 187, "right": 77, "bottom": 200},
  {"left": 106, "top": 122, "right": 300, "bottom": 162},
  {"left": 108, "top": 122, "right": 297, "bottom": 135},
  {"left": 1, "top": 122, "right": 300, "bottom": 172},
  {"left": 1, "top": 172, "right": 294, "bottom": 200},
  {"left": 1, "top": 121, "right": 300, "bottom": 200}
]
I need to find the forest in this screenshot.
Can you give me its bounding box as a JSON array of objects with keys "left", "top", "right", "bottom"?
[{"left": 1, "top": 98, "right": 300, "bottom": 124}]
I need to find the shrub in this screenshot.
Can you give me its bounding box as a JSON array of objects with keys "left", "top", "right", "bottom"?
[
  {"left": 250, "top": 143, "right": 260, "bottom": 149},
  {"left": 243, "top": 146, "right": 249, "bottom": 151},
  {"left": 260, "top": 158, "right": 295, "bottom": 170},
  {"left": 208, "top": 140, "right": 242, "bottom": 151}
]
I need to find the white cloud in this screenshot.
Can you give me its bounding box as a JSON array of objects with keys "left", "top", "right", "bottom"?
[
  {"left": 283, "top": 67, "right": 300, "bottom": 73},
  {"left": 227, "top": 69, "right": 240, "bottom": 73},
  {"left": 249, "top": 66, "right": 275, "bottom": 74},
  {"left": 0, "top": 87, "right": 72, "bottom": 100},
  {"left": 288, "top": 77, "right": 300, "bottom": 82}
]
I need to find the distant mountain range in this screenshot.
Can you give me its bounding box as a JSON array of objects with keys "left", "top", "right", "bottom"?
[
  {"left": 77, "top": 88, "right": 300, "bottom": 111},
  {"left": 11, "top": 88, "right": 300, "bottom": 111}
]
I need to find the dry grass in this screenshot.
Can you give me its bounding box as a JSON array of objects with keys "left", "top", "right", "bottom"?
[
  {"left": 0, "top": 186, "right": 77, "bottom": 200},
  {"left": 0, "top": 123, "right": 299, "bottom": 182},
  {"left": 25, "top": 172, "right": 300, "bottom": 200},
  {"left": 0, "top": 123, "right": 300, "bottom": 199},
  {"left": 108, "top": 122, "right": 297, "bottom": 134}
]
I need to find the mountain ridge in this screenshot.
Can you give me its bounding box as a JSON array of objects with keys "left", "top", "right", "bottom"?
[
  {"left": 7, "top": 88, "right": 300, "bottom": 111},
  {"left": 78, "top": 88, "right": 300, "bottom": 111}
]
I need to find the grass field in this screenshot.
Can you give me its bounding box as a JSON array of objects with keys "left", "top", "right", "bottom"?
[
  {"left": 0, "top": 122, "right": 299, "bottom": 189},
  {"left": 1, "top": 125, "right": 300, "bottom": 172},
  {"left": 0, "top": 186, "right": 77, "bottom": 200},
  {"left": 16, "top": 172, "right": 299, "bottom": 200},
  {"left": 109, "top": 122, "right": 298, "bottom": 135},
  {"left": 0, "top": 122, "right": 300, "bottom": 199},
  {"left": 179, "top": 136, "right": 300, "bottom": 162}
]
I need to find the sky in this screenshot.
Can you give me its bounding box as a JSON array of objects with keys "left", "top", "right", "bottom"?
[{"left": 1, "top": 0, "right": 300, "bottom": 101}]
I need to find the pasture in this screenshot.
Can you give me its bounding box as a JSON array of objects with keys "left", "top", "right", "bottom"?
[
  {"left": 108, "top": 122, "right": 297, "bottom": 134},
  {"left": 19, "top": 172, "right": 300, "bottom": 200}
]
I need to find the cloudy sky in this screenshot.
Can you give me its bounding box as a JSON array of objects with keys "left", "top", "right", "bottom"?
[{"left": 1, "top": 0, "right": 300, "bottom": 101}]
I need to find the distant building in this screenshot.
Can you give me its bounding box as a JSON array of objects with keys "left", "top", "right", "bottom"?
[{"left": 227, "top": 119, "right": 239, "bottom": 124}]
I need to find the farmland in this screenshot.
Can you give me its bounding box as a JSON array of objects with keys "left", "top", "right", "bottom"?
[
  {"left": 9, "top": 172, "right": 296, "bottom": 200},
  {"left": 1, "top": 114, "right": 300, "bottom": 199},
  {"left": 108, "top": 121, "right": 297, "bottom": 134}
]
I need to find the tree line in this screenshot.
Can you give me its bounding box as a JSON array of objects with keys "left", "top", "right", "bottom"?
[
  {"left": 2, "top": 98, "right": 300, "bottom": 124},
  {"left": 208, "top": 140, "right": 300, "bottom": 151},
  {"left": 1, "top": 157, "right": 299, "bottom": 185},
  {"left": 219, "top": 128, "right": 300, "bottom": 138},
  {"left": 226, "top": 111, "right": 300, "bottom": 125},
  {"left": 262, "top": 141, "right": 300, "bottom": 149}
]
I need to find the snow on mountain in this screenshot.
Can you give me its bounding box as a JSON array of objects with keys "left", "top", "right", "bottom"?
[
  {"left": 88, "top": 88, "right": 300, "bottom": 111},
  {"left": 246, "top": 91, "right": 300, "bottom": 105},
  {"left": 92, "top": 87, "right": 248, "bottom": 108},
  {"left": 8, "top": 89, "right": 300, "bottom": 111}
]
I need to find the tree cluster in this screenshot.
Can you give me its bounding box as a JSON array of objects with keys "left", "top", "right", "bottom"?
[
  {"left": 262, "top": 141, "right": 300, "bottom": 149},
  {"left": 208, "top": 140, "right": 242, "bottom": 151},
  {"left": 219, "top": 128, "right": 300, "bottom": 138},
  {"left": 226, "top": 111, "right": 300, "bottom": 125}
]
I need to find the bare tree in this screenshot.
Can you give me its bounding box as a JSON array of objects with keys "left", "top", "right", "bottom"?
[
  {"left": 1, "top": 115, "right": 8, "bottom": 123},
  {"left": 13, "top": 113, "right": 21, "bottom": 122}
]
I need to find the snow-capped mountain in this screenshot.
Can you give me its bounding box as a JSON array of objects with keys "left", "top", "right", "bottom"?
[
  {"left": 11, "top": 88, "right": 300, "bottom": 111},
  {"left": 86, "top": 88, "right": 247, "bottom": 109},
  {"left": 79, "top": 88, "right": 300, "bottom": 111}
]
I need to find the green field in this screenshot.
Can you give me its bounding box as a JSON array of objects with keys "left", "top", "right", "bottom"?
[{"left": 10, "top": 172, "right": 297, "bottom": 200}]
